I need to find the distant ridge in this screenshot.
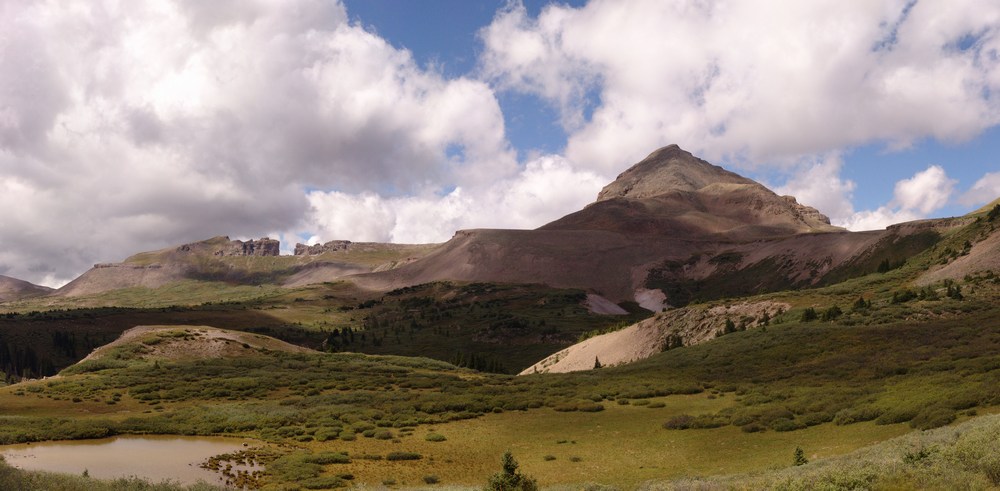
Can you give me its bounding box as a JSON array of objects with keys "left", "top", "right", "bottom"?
[{"left": 0, "top": 275, "right": 53, "bottom": 303}]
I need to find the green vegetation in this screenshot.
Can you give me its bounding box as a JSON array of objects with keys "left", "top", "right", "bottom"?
[
  {"left": 484, "top": 451, "right": 538, "bottom": 491},
  {"left": 646, "top": 413, "right": 1000, "bottom": 490}
]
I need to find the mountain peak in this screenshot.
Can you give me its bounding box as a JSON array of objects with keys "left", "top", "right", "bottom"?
[
  {"left": 542, "top": 144, "right": 840, "bottom": 238},
  {"left": 596, "top": 144, "right": 754, "bottom": 202}
]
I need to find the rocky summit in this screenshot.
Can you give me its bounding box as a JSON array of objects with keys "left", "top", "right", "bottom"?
[{"left": 542, "top": 144, "right": 838, "bottom": 238}]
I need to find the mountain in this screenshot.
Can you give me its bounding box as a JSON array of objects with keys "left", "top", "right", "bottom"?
[
  {"left": 25, "top": 144, "right": 996, "bottom": 312},
  {"left": 542, "top": 144, "right": 839, "bottom": 239},
  {"left": 359, "top": 145, "right": 962, "bottom": 308},
  {"left": 0, "top": 275, "right": 54, "bottom": 303},
  {"left": 53, "top": 236, "right": 436, "bottom": 298}
]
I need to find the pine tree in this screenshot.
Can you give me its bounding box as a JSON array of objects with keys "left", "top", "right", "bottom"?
[
  {"left": 594, "top": 357, "right": 602, "bottom": 369},
  {"left": 484, "top": 451, "right": 538, "bottom": 491},
  {"left": 793, "top": 447, "right": 808, "bottom": 466}
]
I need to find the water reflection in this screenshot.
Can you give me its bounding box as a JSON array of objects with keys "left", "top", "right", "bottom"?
[{"left": 0, "top": 435, "right": 257, "bottom": 486}]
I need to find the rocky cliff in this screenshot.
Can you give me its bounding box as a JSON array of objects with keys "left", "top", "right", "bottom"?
[
  {"left": 175, "top": 237, "right": 280, "bottom": 257},
  {"left": 294, "top": 240, "right": 352, "bottom": 256}
]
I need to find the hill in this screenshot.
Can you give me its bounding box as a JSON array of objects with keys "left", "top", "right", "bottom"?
[
  {"left": 52, "top": 236, "right": 436, "bottom": 298},
  {"left": 78, "top": 325, "right": 315, "bottom": 365},
  {"left": 0, "top": 275, "right": 53, "bottom": 303}
]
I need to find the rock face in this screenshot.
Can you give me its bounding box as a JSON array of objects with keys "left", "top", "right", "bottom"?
[
  {"left": 595, "top": 144, "right": 754, "bottom": 201},
  {"left": 175, "top": 237, "right": 280, "bottom": 257},
  {"left": 294, "top": 240, "right": 352, "bottom": 256}
]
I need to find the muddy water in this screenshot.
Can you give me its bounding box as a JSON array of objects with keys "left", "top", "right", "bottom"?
[{"left": 0, "top": 435, "right": 254, "bottom": 485}]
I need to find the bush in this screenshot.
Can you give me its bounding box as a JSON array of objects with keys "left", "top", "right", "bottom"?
[
  {"left": 877, "top": 407, "right": 919, "bottom": 425},
  {"left": 910, "top": 407, "right": 956, "bottom": 430},
  {"left": 425, "top": 433, "right": 447, "bottom": 442},
  {"left": 386, "top": 451, "right": 422, "bottom": 461},
  {"left": 663, "top": 415, "right": 695, "bottom": 430},
  {"left": 423, "top": 475, "right": 440, "bottom": 484},
  {"left": 834, "top": 407, "right": 883, "bottom": 425},
  {"left": 771, "top": 418, "right": 806, "bottom": 432}
]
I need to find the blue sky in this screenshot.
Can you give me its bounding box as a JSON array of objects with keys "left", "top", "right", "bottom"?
[
  {"left": 345, "top": 0, "right": 999, "bottom": 221},
  {"left": 3, "top": 0, "right": 1000, "bottom": 286}
]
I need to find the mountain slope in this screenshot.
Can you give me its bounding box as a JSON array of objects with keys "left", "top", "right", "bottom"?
[
  {"left": 0, "top": 275, "right": 54, "bottom": 303},
  {"left": 53, "top": 236, "right": 437, "bottom": 298},
  {"left": 359, "top": 145, "right": 956, "bottom": 306},
  {"left": 541, "top": 145, "right": 840, "bottom": 239}
]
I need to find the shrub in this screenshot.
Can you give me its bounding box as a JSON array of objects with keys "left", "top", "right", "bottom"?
[
  {"left": 423, "top": 475, "right": 440, "bottom": 484},
  {"left": 771, "top": 418, "right": 806, "bottom": 432},
  {"left": 304, "top": 452, "right": 350, "bottom": 465},
  {"left": 576, "top": 403, "right": 604, "bottom": 412},
  {"left": 543, "top": 455, "right": 556, "bottom": 461},
  {"left": 386, "top": 451, "right": 422, "bottom": 461},
  {"left": 877, "top": 407, "right": 919, "bottom": 425},
  {"left": 834, "top": 407, "right": 883, "bottom": 425},
  {"left": 910, "top": 406, "right": 956, "bottom": 430},
  {"left": 800, "top": 308, "right": 818, "bottom": 322},
  {"left": 663, "top": 415, "right": 695, "bottom": 430},
  {"left": 425, "top": 433, "right": 447, "bottom": 442},
  {"left": 484, "top": 451, "right": 538, "bottom": 491}
]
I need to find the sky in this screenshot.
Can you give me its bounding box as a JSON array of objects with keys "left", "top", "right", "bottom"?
[{"left": 2, "top": 0, "right": 1000, "bottom": 288}]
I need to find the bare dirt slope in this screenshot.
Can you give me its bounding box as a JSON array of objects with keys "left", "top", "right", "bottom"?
[
  {"left": 917, "top": 222, "right": 1000, "bottom": 285},
  {"left": 0, "top": 275, "right": 54, "bottom": 303},
  {"left": 82, "top": 325, "right": 315, "bottom": 363},
  {"left": 521, "top": 300, "right": 789, "bottom": 374}
]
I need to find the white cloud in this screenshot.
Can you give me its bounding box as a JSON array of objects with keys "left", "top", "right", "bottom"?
[
  {"left": 960, "top": 171, "right": 1000, "bottom": 207},
  {"left": 773, "top": 155, "right": 856, "bottom": 224},
  {"left": 0, "top": 0, "right": 520, "bottom": 286},
  {"left": 305, "top": 155, "right": 604, "bottom": 244},
  {"left": 837, "top": 165, "right": 956, "bottom": 231},
  {"left": 481, "top": 0, "right": 1000, "bottom": 173},
  {"left": 892, "top": 165, "right": 956, "bottom": 214}
]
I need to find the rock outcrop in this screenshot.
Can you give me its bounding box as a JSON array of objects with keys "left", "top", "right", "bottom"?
[
  {"left": 294, "top": 240, "right": 352, "bottom": 256},
  {"left": 176, "top": 237, "right": 280, "bottom": 257}
]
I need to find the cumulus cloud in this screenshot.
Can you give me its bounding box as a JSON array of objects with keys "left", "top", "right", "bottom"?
[
  {"left": 305, "top": 155, "right": 604, "bottom": 243},
  {"left": 961, "top": 172, "right": 1000, "bottom": 207},
  {"left": 480, "top": 0, "right": 1000, "bottom": 173},
  {"left": 774, "top": 155, "right": 857, "bottom": 224},
  {"left": 838, "top": 166, "right": 957, "bottom": 231},
  {"left": 0, "top": 0, "right": 523, "bottom": 286}
]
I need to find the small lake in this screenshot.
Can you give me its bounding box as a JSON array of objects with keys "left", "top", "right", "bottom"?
[{"left": 0, "top": 435, "right": 256, "bottom": 486}]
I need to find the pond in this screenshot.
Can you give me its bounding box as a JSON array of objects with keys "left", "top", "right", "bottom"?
[{"left": 0, "top": 435, "right": 258, "bottom": 486}]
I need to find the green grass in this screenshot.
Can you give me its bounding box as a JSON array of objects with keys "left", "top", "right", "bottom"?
[
  {"left": 1, "top": 295, "right": 999, "bottom": 486},
  {"left": 645, "top": 411, "right": 1000, "bottom": 490}
]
